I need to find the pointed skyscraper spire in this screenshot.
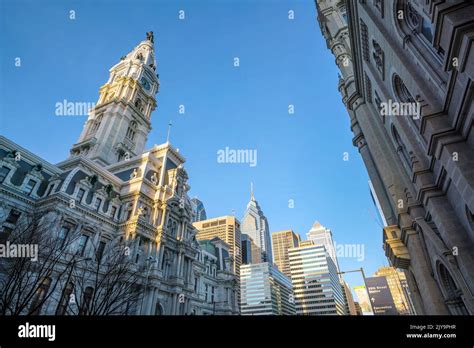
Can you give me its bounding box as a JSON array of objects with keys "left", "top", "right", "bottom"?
[{"left": 250, "top": 182, "right": 255, "bottom": 201}]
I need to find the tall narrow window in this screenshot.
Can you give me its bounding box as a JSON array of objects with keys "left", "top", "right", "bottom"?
[
  {"left": 58, "top": 226, "right": 71, "bottom": 248},
  {"left": 94, "top": 198, "right": 102, "bottom": 212},
  {"left": 56, "top": 282, "right": 74, "bottom": 315},
  {"left": 24, "top": 179, "right": 37, "bottom": 195},
  {"left": 76, "top": 188, "right": 86, "bottom": 202},
  {"left": 364, "top": 73, "right": 372, "bottom": 103},
  {"left": 79, "top": 287, "right": 94, "bottom": 315},
  {"left": 77, "top": 234, "right": 89, "bottom": 256},
  {"left": 96, "top": 241, "right": 106, "bottom": 262},
  {"left": 126, "top": 120, "right": 137, "bottom": 141},
  {"left": 30, "top": 278, "right": 52, "bottom": 315},
  {"left": 110, "top": 206, "right": 117, "bottom": 219},
  {"left": 89, "top": 114, "right": 102, "bottom": 135},
  {"left": 360, "top": 20, "right": 369, "bottom": 62}
]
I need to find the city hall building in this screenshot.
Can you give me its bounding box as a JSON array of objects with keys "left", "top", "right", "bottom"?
[{"left": 0, "top": 34, "right": 238, "bottom": 315}]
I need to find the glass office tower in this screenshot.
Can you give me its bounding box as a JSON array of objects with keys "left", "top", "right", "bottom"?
[
  {"left": 240, "top": 262, "right": 295, "bottom": 315},
  {"left": 289, "top": 244, "right": 345, "bottom": 315}
]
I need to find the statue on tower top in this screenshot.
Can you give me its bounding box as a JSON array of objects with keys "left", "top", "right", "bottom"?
[{"left": 146, "top": 31, "right": 154, "bottom": 43}]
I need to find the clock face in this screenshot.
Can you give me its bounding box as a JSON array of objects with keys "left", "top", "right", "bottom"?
[{"left": 140, "top": 76, "right": 151, "bottom": 92}]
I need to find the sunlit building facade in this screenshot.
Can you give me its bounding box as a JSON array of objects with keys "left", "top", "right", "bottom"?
[
  {"left": 271, "top": 229, "right": 301, "bottom": 277},
  {"left": 316, "top": 0, "right": 474, "bottom": 315},
  {"left": 289, "top": 244, "right": 345, "bottom": 315},
  {"left": 374, "top": 266, "right": 416, "bottom": 315}
]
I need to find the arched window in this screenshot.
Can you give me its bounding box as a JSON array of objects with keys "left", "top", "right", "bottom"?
[
  {"left": 406, "top": 2, "right": 434, "bottom": 44},
  {"left": 393, "top": 74, "right": 421, "bottom": 126},
  {"left": 437, "top": 263, "right": 469, "bottom": 315},
  {"left": 89, "top": 114, "right": 103, "bottom": 135},
  {"left": 393, "top": 74, "right": 415, "bottom": 103},
  {"left": 126, "top": 121, "right": 137, "bottom": 141},
  {"left": 396, "top": 0, "right": 445, "bottom": 58}
]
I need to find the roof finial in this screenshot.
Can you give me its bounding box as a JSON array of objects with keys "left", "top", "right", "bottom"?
[
  {"left": 146, "top": 31, "right": 154, "bottom": 43},
  {"left": 250, "top": 182, "right": 254, "bottom": 200},
  {"left": 166, "top": 120, "right": 172, "bottom": 143}
]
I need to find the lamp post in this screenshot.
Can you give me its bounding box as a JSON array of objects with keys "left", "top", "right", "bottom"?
[{"left": 337, "top": 267, "right": 375, "bottom": 314}]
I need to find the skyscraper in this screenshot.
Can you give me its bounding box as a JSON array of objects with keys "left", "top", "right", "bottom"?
[
  {"left": 306, "top": 221, "right": 340, "bottom": 273},
  {"left": 241, "top": 234, "right": 261, "bottom": 265},
  {"left": 240, "top": 262, "right": 295, "bottom": 315},
  {"left": 193, "top": 216, "right": 242, "bottom": 279},
  {"left": 354, "top": 286, "right": 373, "bottom": 315},
  {"left": 241, "top": 185, "right": 272, "bottom": 264},
  {"left": 374, "top": 266, "right": 416, "bottom": 315},
  {"left": 341, "top": 281, "right": 358, "bottom": 315},
  {"left": 190, "top": 197, "right": 207, "bottom": 223},
  {"left": 271, "top": 229, "right": 301, "bottom": 277},
  {"left": 288, "top": 244, "right": 345, "bottom": 315}
]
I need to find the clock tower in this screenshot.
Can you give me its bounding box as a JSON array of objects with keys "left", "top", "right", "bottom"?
[{"left": 70, "top": 32, "right": 159, "bottom": 166}]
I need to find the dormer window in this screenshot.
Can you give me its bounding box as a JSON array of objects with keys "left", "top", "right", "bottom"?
[
  {"left": 126, "top": 120, "right": 137, "bottom": 141},
  {"left": 136, "top": 52, "right": 144, "bottom": 61},
  {"left": 24, "top": 179, "right": 37, "bottom": 195},
  {"left": 94, "top": 198, "right": 102, "bottom": 212}
]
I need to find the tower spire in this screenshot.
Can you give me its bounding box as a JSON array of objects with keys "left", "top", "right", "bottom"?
[
  {"left": 250, "top": 182, "right": 255, "bottom": 201},
  {"left": 70, "top": 33, "right": 159, "bottom": 166}
]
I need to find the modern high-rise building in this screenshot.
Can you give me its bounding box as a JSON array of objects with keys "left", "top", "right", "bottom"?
[
  {"left": 374, "top": 266, "right": 416, "bottom": 315},
  {"left": 341, "top": 281, "right": 357, "bottom": 315},
  {"left": 316, "top": 0, "right": 474, "bottom": 315},
  {"left": 190, "top": 197, "right": 207, "bottom": 223},
  {"left": 241, "top": 186, "right": 272, "bottom": 264},
  {"left": 354, "top": 302, "right": 363, "bottom": 316},
  {"left": 354, "top": 286, "right": 373, "bottom": 315},
  {"left": 271, "top": 229, "right": 301, "bottom": 277},
  {"left": 288, "top": 244, "right": 345, "bottom": 315},
  {"left": 241, "top": 234, "right": 261, "bottom": 265},
  {"left": 306, "top": 221, "right": 340, "bottom": 273},
  {"left": 193, "top": 216, "right": 242, "bottom": 278},
  {"left": 240, "top": 262, "right": 295, "bottom": 315}
]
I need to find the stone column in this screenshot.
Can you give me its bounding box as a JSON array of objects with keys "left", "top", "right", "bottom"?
[{"left": 406, "top": 230, "right": 449, "bottom": 314}]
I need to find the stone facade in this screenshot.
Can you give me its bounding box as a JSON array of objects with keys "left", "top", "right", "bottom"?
[
  {"left": 316, "top": 0, "right": 474, "bottom": 314},
  {"left": 0, "top": 34, "right": 239, "bottom": 315}
]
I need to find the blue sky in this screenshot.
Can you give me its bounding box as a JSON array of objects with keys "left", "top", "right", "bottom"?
[{"left": 0, "top": 0, "right": 389, "bottom": 295}]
